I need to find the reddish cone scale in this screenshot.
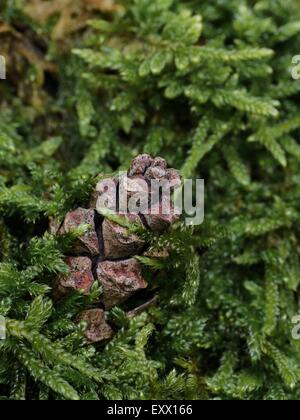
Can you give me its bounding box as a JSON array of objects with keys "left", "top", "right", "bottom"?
[
  {"left": 54, "top": 256, "right": 94, "bottom": 298},
  {"left": 128, "top": 154, "right": 154, "bottom": 177},
  {"left": 97, "top": 258, "right": 148, "bottom": 310},
  {"left": 102, "top": 218, "right": 145, "bottom": 260},
  {"left": 53, "top": 155, "right": 181, "bottom": 342},
  {"left": 59, "top": 208, "right": 100, "bottom": 256},
  {"left": 78, "top": 309, "right": 114, "bottom": 343},
  {"left": 145, "top": 197, "right": 180, "bottom": 232}
]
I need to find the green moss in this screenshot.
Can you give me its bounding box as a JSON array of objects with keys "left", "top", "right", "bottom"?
[{"left": 1, "top": 0, "right": 300, "bottom": 400}]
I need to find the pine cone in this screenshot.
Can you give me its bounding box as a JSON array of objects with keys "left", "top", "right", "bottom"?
[{"left": 54, "top": 155, "right": 181, "bottom": 343}]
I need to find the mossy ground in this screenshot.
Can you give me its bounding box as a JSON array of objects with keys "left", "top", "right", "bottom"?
[{"left": 1, "top": 0, "right": 300, "bottom": 400}]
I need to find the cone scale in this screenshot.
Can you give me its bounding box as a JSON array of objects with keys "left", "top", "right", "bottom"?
[{"left": 54, "top": 155, "right": 181, "bottom": 343}]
